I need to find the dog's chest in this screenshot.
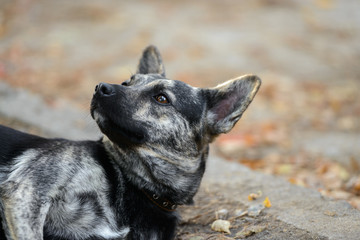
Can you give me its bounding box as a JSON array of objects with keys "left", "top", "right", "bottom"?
[{"left": 44, "top": 188, "right": 126, "bottom": 239}]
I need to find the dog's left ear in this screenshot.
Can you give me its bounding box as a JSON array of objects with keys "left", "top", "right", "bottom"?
[
  {"left": 137, "top": 45, "right": 166, "bottom": 77},
  {"left": 204, "top": 75, "right": 261, "bottom": 137}
]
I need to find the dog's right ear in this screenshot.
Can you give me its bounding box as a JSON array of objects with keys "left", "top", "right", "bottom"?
[{"left": 137, "top": 45, "right": 166, "bottom": 77}]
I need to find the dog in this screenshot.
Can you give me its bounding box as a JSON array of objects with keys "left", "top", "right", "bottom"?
[{"left": 0, "top": 45, "right": 261, "bottom": 240}]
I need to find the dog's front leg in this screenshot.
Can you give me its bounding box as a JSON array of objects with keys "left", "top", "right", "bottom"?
[{"left": 1, "top": 183, "right": 50, "bottom": 240}]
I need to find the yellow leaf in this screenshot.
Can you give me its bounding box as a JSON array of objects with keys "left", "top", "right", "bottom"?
[
  {"left": 263, "top": 197, "right": 272, "bottom": 208},
  {"left": 248, "top": 190, "right": 262, "bottom": 201}
]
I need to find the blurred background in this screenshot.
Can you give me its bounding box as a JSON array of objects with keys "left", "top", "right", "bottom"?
[{"left": 0, "top": 0, "right": 359, "bottom": 208}]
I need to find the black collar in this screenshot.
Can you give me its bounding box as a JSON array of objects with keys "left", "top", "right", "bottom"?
[{"left": 142, "top": 189, "right": 177, "bottom": 212}]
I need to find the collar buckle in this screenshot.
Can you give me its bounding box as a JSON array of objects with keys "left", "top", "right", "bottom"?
[{"left": 142, "top": 189, "right": 178, "bottom": 212}]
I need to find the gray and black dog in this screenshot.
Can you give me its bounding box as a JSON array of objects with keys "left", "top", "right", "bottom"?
[{"left": 0, "top": 45, "right": 261, "bottom": 240}]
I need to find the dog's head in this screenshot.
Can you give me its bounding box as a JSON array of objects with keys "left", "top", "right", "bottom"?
[{"left": 91, "top": 46, "right": 260, "bottom": 204}]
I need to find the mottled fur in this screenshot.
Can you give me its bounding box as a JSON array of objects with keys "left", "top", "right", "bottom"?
[{"left": 0, "top": 46, "right": 260, "bottom": 240}]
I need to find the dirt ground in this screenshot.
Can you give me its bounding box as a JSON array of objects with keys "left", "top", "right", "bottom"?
[{"left": 0, "top": 0, "right": 360, "bottom": 238}]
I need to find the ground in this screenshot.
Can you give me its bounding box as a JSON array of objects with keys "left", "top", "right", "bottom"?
[
  {"left": 176, "top": 188, "right": 325, "bottom": 240},
  {"left": 0, "top": 0, "right": 359, "bottom": 239}
]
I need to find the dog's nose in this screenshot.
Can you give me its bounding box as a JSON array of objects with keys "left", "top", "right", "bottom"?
[{"left": 95, "top": 83, "right": 115, "bottom": 96}]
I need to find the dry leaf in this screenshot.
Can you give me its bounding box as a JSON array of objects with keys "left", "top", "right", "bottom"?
[
  {"left": 235, "top": 225, "right": 266, "bottom": 239},
  {"left": 211, "top": 219, "right": 231, "bottom": 234},
  {"left": 263, "top": 197, "right": 272, "bottom": 208},
  {"left": 324, "top": 210, "right": 337, "bottom": 217},
  {"left": 276, "top": 164, "right": 293, "bottom": 175},
  {"left": 248, "top": 190, "right": 262, "bottom": 201}
]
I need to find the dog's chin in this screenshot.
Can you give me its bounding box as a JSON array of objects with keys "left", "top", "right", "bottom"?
[{"left": 92, "top": 111, "right": 147, "bottom": 145}]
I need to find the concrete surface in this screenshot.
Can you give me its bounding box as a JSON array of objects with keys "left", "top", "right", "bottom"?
[{"left": 204, "top": 154, "right": 360, "bottom": 240}]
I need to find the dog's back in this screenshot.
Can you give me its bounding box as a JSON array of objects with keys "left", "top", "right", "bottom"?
[{"left": 0, "top": 125, "right": 47, "bottom": 167}]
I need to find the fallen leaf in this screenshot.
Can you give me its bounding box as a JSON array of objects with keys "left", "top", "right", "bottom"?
[
  {"left": 349, "top": 198, "right": 360, "bottom": 209},
  {"left": 248, "top": 190, "right": 262, "bottom": 201},
  {"left": 326, "top": 190, "right": 352, "bottom": 200},
  {"left": 211, "top": 220, "right": 231, "bottom": 234},
  {"left": 235, "top": 225, "right": 266, "bottom": 239},
  {"left": 350, "top": 157, "right": 360, "bottom": 174},
  {"left": 240, "top": 159, "right": 266, "bottom": 170},
  {"left": 324, "top": 210, "right": 337, "bottom": 217},
  {"left": 276, "top": 164, "right": 293, "bottom": 175},
  {"left": 288, "top": 177, "right": 306, "bottom": 187},
  {"left": 263, "top": 197, "right": 272, "bottom": 208}
]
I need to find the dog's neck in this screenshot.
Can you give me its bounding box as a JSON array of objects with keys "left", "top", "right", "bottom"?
[{"left": 101, "top": 136, "right": 207, "bottom": 205}]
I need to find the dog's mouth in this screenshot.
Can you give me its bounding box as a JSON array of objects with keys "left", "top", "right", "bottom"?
[{"left": 91, "top": 107, "right": 147, "bottom": 145}]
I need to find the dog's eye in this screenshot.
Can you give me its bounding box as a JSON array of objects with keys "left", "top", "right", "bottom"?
[{"left": 154, "top": 94, "right": 170, "bottom": 104}]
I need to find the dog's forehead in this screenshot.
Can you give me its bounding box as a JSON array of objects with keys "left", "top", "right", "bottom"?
[
  {"left": 131, "top": 74, "right": 161, "bottom": 85},
  {"left": 133, "top": 74, "right": 199, "bottom": 96}
]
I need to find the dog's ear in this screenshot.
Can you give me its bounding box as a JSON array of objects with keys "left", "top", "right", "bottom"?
[
  {"left": 137, "top": 45, "right": 166, "bottom": 77},
  {"left": 204, "top": 75, "right": 261, "bottom": 137}
]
